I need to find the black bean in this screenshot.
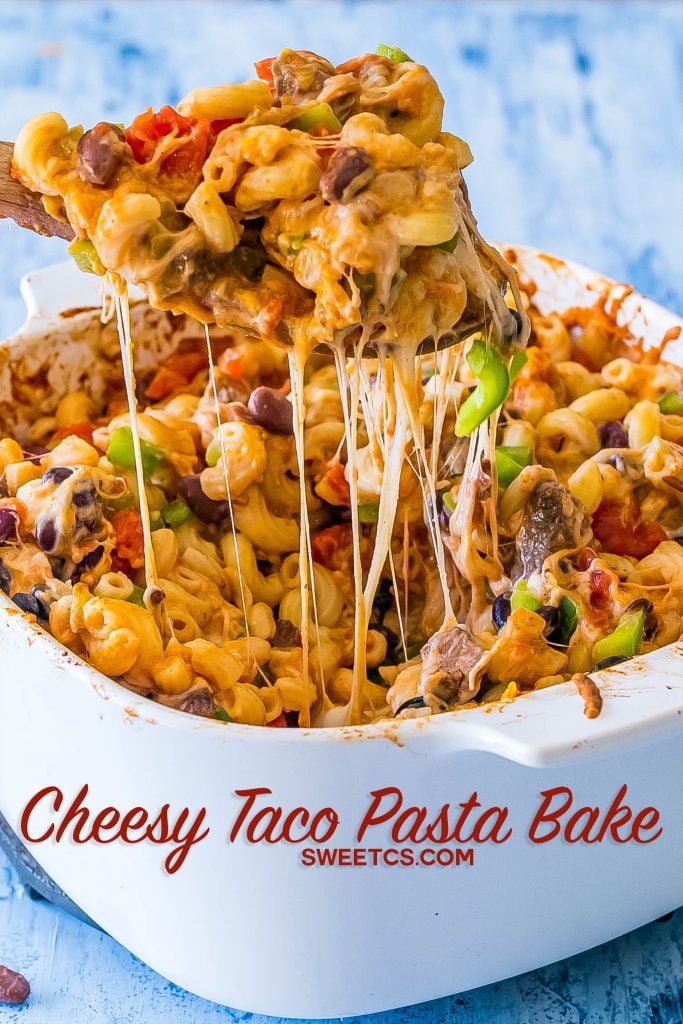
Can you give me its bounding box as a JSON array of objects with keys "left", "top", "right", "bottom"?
[
  {"left": 538, "top": 605, "right": 559, "bottom": 636},
  {"left": 0, "top": 508, "right": 18, "bottom": 543},
  {"left": 70, "top": 545, "right": 105, "bottom": 582},
  {"left": 599, "top": 420, "right": 629, "bottom": 449},
  {"left": 73, "top": 486, "right": 96, "bottom": 508},
  {"left": 509, "top": 309, "right": 524, "bottom": 335},
  {"left": 0, "top": 562, "right": 10, "bottom": 595},
  {"left": 594, "top": 655, "right": 630, "bottom": 670},
  {"left": 12, "top": 592, "right": 43, "bottom": 618},
  {"left": 492, "top": 593, "right": 512, "bottom": 631},
  {"left": 42, "top": 466, "right": 74, "bottom": 485},
  {"left": 395, "top": 695, "right": 428, "bottom": 715},
  {"left": 177, "top": 475, "right": 229, "bottom": 524},
  {"left": 372, "top": 578, "right": 394, "bottom": 622},
  {"left": 35, "top": 517, "right": 57, "bottom": 553},
  {"left": 149, "top": 587, "right": 165, "bottom": 605},
  {"left": 76, "top": 122, "right": 127, "bottom": 187},
  {"left": 29, "top": 586, "right": 51, "bottom": 620},
  {"left": 272, "top": 618, "right": 302, "bottom": 648},
  {"left": 320, "top": 146, "right": 373, "bottom": 203},
  {"left": 247, "top": 387, "right": 293, "bottom": 435}
]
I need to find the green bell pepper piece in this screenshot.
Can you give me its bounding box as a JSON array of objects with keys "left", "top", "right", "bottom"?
[
  {"left": 214, "top": 707, "right": 234, "bottom": 722},
  {"left": 509, "top": 349, "right": 528, "bottom": 382},
  {"left": 161, "top": 499, "right": 192, "bottom": 529},
  {"left": 551, "top": 596, "right": 579, "bottom": 645},
  {"left": 658, "top": 392, "right": 683, "bottom": 415},
  {"left": 441, "top": 490, "right": 456, "bottom": 517},
  {"left": 436, "top": 230, "right": 461, "bottom": 253},
  {"left": 592, "top": 606, "right": 645, "bottom": 665},
  {"left": 495, "top": 444, "right": 533, "bottom": 486},
  {"left": 126, "top": 585, "right": 146, "bottom": 608},
  {"left": 510, "top": 579, "right": 541, "bottom": 613},
  {"left": 376, "top": 44, "right": 413, "bottom": 63},
  {"left": 455, "top": 340, "right": 510, "bottom": 437},
  {"left": 358, "top": 501, "right": 380, "bottom": 524},
  {"left": 68, "top": 238, "right": 104, "bottom": 276},
  {"left": 288, "top": 102, "right": 341, "bottom": 133},
  {"left": 107, "top": 426, "right": 165, "bottom": 479}
]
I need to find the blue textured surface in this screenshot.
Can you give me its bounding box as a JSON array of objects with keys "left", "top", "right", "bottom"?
[{"left": 0, "top": 2, "right": 682, "bottom": 1021}]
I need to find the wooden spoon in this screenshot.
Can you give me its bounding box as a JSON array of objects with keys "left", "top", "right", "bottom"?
[{"left": 0, "top": 141, "right": 74, "bottom": 240}]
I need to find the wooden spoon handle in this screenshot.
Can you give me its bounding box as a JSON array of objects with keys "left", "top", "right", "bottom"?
[{"left": 0, "top": 141, "right": 74, "bottom": 240}]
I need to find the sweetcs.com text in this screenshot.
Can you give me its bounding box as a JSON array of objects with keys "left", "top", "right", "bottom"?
[{"left": 18, "top": 783, "right": 662, "bottom": 875}]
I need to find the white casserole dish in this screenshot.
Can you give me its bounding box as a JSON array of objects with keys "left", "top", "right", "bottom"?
[{"left": 0, "top": 250, "right": 681, "bottom": 1018}]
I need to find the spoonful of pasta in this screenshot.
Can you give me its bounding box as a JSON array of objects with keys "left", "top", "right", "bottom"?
[{"left": 0, "top": 47, "right": 527, "bottom": 356}]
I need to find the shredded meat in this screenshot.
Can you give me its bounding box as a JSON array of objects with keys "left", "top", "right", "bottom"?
[
  {"left": 572, "top": 672, "right": 603, "bottom": 719},
  {"left": 418, "top": 625, "right": 482, "bottom": 709},
  {"left": 512, "top": 480, "right": 590, "bottom": 580}
]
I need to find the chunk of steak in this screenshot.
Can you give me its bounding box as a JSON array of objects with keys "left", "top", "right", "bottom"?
[
  {"left": 418, "top": 625, "right": 482, "bottom": 709},
  {"left": 512, "top": 480, "right": 589, "bottom": 580}
]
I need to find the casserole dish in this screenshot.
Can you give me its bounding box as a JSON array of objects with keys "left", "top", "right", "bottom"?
[{"left": 0, "top": 249, "right": 681, "bottom": 1018}]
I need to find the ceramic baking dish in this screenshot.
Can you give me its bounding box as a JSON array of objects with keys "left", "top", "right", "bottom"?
[{"left": 0, "top": 250, "right": 681, "bottom": 1018}]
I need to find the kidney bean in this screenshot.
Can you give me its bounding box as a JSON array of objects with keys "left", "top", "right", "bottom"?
[
  {"left": 0, "top": 507, "right": 19, "bottom": 543},
  {"left": 177, "top": 475, "right": 229, "bottom": 524},
  {"left": 272, "top": 618, "right": 302, "bottom": 648},
  {"left": 0, "top": 964, "right": 30, "bottom": 1005},
  {"left": 492, "top": 593, "right": 512, "bottom": 631},
  {"left": 76, "top": 122, "right": 127, "bottom": 187},
  {"left": 35, "top": 516, "right": 58, "bottom": 553},
  {"left": 599, "top": 420, "right": 628, "bottom": 449},
  {"left": 247, "top": 387, "right": 293, "bottom": 435},
  {"left": 42, "top": 466, "right": 74, "bottom": 485},
  {"left": 320, "top": 146, "right": 373, "bottom": 203},
  {"left": 0, "top": 562, "right": 10, "bottom": 595}
]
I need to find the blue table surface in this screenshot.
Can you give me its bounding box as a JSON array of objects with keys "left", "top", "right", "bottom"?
[{"left": 0, "top": 2, "right": 681, "bottom": 1022}]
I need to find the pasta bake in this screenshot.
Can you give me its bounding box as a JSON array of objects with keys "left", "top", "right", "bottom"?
[{"left": 2, "top": 48, "right": 681, "bottom": 729}]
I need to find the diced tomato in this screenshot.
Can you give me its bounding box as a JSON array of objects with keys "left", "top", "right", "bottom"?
[
  {"left": 268, "top": 713, "right": 287, "bottom": 728},
  {"left": 317, "top": 460, "right": 351, "bottom": 507},
  {"left": 145, "top": 350, "right": 207, "bottom": 400},
  {"left": 311, "top": 524, "right": 353, "bottom": 569},
  {"left": 51, "top": 421, "right": 95, "bottom": 446},
  {"left": 221, "top": 349, "right": 244, "bottom": 380},
  {"left": 125, "top": 105, "right": 211, "bottom": 177},
  {"left": 110, "top": 553, "right": 134, "bottom": 576},
  {"left": 166, "top": 351, "right": 208, "bottom": 378},
  {"left": 145, "top": 368, "right": 190, "bottom": 401},
  {"left": 592, "top": 499, "right": 666, "bottom": 560},
  {"left": 254, "top": 57, "right": 276, "bottom": 89},
  {"left": 111, "top": 508, "right": 144, "bottom": 569},
  {"left": 210, "top": 117, "right": 242, "bottom": 137}
]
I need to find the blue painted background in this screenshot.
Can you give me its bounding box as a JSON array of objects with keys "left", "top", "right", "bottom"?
[{"left": 0, "top": 1, "right": 682, "bottom": 1021}]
